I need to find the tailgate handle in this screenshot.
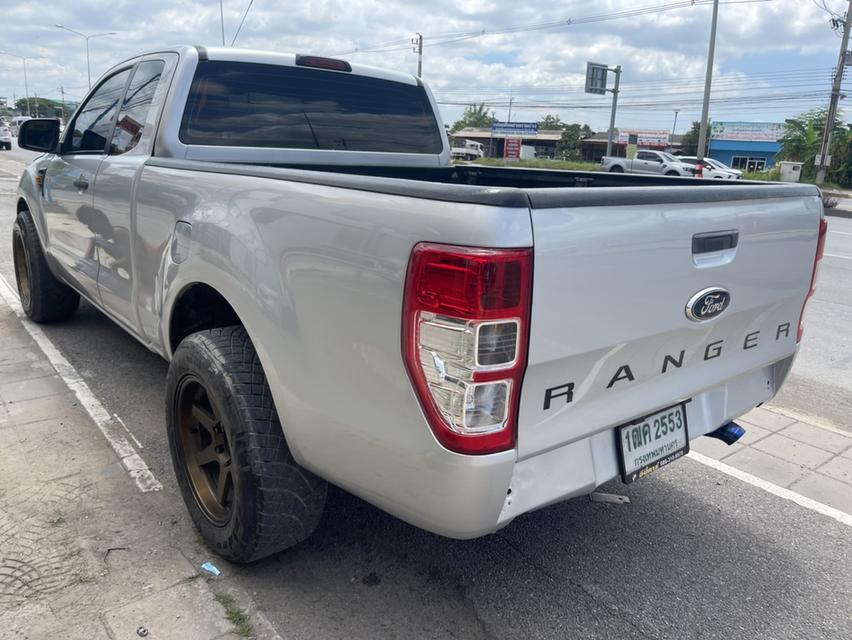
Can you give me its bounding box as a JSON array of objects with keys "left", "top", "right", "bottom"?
[{"left": 692, "top": 230, "right": 738, "bottom": 255}]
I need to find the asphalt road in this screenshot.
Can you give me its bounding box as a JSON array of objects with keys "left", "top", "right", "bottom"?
[{"left": 0, "top": 148, "right": 849, "bottom": 639}]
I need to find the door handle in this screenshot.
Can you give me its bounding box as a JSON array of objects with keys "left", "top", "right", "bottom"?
[
  {"left": 692, "top": 230, "right": 739, "bottom": 254},
  {"left": 73, "top": 176, "right": 89, "bottom": 190}
]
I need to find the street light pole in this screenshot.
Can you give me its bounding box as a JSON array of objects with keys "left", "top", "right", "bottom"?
[
  {"left": 696, "top": 0, "right": 720, "bottom": 175},
  {"left": 0, "top": 51, "right": 38, "bottom": 117},
  {"left": 55, "top": 25, "right": 118, "bottom": 89},
  {"left": 671, "top": 109, "right": 680, "bottom": 139},
  {"left": 605, "top": 65, "right": 621, "bottom": 157}
]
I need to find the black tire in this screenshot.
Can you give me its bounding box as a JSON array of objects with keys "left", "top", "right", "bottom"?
[
  {"left": 166, "top": 326, "right": 327, "bottom": 563},
  {"left": 609, "top": 165, "right": 624, "bottom": 173},
  {"left": 12, "top": 208, "right": 79, "bottom": 322},
  {"left": 665, "top": 170, "right": 679, "bottom": 176}
]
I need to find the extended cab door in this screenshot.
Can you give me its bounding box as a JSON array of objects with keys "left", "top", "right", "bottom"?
[
  {"left": 43, "top": 68, "right": 133, "bottom": 300},
  {"left": 637, "top": 151, "right": 665, "bottom": 174},
  {"left": 94, "top": 56, "right": 174, "bottom": 331}
]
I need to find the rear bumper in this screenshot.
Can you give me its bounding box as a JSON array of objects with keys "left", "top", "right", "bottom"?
[
  {"left": 493, "top": 355, "right": 795, "bottom": 528},
  {"left": 379, "top": 355, "right": 795, "bottom": 539}
]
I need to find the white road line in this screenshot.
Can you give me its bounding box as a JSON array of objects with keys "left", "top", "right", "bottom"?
[
  {"left": 688, "top": 451, "right": 852, "bottom": 528},
  {"left": 114, "top": 412, "right": 145, "bottom": 450},
  {"left": 824, "top": 253, "right": 852, "bottom": 260},
  {"left": 830, "top": 230, "right": 852, "bottom": 236},
  {"left": 0, "top": 274, "right": 162, "bottom": 492}
]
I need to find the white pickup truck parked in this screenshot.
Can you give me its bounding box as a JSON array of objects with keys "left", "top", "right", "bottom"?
[
  {"left": 13, "top": 46, "right": 827, "bottom": 563},
  {"left": 601, "top": 149, "right": 697, "bottom": 176}
]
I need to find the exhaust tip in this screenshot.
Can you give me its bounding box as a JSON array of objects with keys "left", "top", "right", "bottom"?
[{"left": 705, "top": 421, "right": 746, "bottom": 446}]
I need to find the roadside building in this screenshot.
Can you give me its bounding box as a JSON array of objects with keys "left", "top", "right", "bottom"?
[
  {"left": 708, "top": 121, "right": 783, "bottom": 172},
  {"left": 451, "top": 127, "right": 562, "bottom": 159}
]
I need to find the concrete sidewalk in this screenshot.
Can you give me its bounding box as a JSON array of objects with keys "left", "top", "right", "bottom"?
[
  {"left": 692, "top": 405, "right": 852, "bottom": 515},
  {"left": 0, "top": 303, "right": 276, "bottom": 640}
]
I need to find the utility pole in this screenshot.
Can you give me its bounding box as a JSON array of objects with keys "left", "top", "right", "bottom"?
[
  {"left": 696, "top": 0, "right": 720, "bottom": 176},
  {"left": 59, "top": 86, "right": 66, "bottom": 120},
  {"left": 816, "top": 0, "right": 852, "bottom": 186},
  {"left": 33, "top": 92, "right": 39, "bottom": 118},
  {"left": 671, "top": 109, "right": 680, "bottom": 139},
  {"left": 220, "top": 0, "right": 226, "bottom": 45},
  {"left": 412, "top": 33, "right": 423, "bottom": 77},
  {"left": 605, "top": 65, "right": 621, "bottom": 157},
  {"left": 507, "top": 95, "right": 514, "bottom": 122}
]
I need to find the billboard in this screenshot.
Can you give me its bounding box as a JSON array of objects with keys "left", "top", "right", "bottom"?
[
  {"left": 617, "top": 129, "right": 670, "bottom": 148},
  {"left": 585, "top": 62, "right": 608, "bottom": 95},
  {"left": 710, "top": 121, "right": 784, "bottom": 142},
  {"left": 504, "top": 137, "right": 522, "bottom": 161},
  {"left": 492, "top": 122, "right": 538, "bottom": 135}
]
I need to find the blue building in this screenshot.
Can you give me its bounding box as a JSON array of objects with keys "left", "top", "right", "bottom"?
[{"left": 708, "top": 121, "right": 784, "bottom": 172}]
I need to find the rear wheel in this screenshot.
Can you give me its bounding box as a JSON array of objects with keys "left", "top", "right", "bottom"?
[
  {"left": 166, "top": 326, "right": 327, "bottom": 563},
  {"left": 12, "top": 208, "right": 79, "bottom": 322},
  {"left": 665, "top": 170, "right": 679, "bottom": 176},
  {"left": 609, "top": 165, "right": 624, "bottom": 173}
]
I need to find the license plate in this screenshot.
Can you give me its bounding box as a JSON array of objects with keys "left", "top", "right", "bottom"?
[{"left": 617, "top": 402, "right": 689, "bottom": 483}]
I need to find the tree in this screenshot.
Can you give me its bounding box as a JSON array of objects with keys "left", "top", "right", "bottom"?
[
  {"left": 556, "top": 123, "right": 584, "bottom": 161},
  {"left": 778, "top": 108, "right": 845, "bottom": 182},
  {"left": 538, "top": 114, "right": 564, "bottom": 130},
  {"left": 828, "top": 124, "right": 852, "bottom": 187},
  {"left": 679, "top": 121, "right": 708, "bottom": 156},
  {"left": 450, "top": 103, "right": 496, "bottom": 133}
]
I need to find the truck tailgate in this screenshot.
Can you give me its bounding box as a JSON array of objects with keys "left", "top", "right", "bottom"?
[{"left": 518, "top": 187, "right": 822, "bottom": 460}]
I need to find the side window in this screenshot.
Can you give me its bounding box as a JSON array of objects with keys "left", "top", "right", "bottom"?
[
  {"left": 637, "top": 152, "right": 650, "bottom": 161},
  {"left": 110, "top": 60, "right": 165, "bottom": 155},
  {"left": 68, "top": 69, "right": 132, "bottom": 153}
]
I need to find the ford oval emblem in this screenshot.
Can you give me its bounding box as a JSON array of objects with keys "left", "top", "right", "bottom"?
[{"left": 685, "top": 287, "right": 731, "bottom": 322}]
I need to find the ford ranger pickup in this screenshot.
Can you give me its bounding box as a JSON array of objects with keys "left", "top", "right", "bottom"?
[{"left": 12, "top": 46, "right": 827, "bottom": 563}]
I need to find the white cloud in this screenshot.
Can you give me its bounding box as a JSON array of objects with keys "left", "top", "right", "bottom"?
[{"left": 0, "top": 0, "right": 847, "bottom": 130}]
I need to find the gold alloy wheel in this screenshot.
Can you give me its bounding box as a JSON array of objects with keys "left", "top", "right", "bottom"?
[
  {"left": 176, "top": 376, "right": 235, "bottom": 526},
  {"left": 12, "top": 231, "right": 31, "bottom": 309}
]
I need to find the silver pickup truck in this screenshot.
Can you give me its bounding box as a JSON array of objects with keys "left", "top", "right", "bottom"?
[
  {"left": 601, "top": 149, "right": 697, "bottom": 176},
  {"left": 12, "top": 46, "right": 827, "bottom": 563}
]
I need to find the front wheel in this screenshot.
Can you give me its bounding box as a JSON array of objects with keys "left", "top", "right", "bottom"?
[
  {"left": 166, "top": 326, "right": 327, "bottom": 563},
  {"left": 12, "top": 209, "right": 79, "bottom": 322},
  {"left": 665, "top": 170, "right": 680, "bottom": 176}
]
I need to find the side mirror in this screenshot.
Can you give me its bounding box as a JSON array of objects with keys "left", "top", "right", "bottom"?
[{"left": 18, "top": 119, "right": 60, "bottom": 153}]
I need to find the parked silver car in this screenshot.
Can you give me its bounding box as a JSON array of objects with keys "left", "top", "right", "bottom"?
[{"left": 0, "top": 122, "right": 11, "bottom": 150}]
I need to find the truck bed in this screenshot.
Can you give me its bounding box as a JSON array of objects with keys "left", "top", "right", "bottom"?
[{"left": 146, "top": 158, "right": 819, "bottom": 208}]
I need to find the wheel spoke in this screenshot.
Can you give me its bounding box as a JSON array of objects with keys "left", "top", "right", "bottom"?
[
  {"left": 196, "top": 444, "right": 218, "bottom": 467},
  {"left": 215, "top": 468, "right": 232, "bottom": 505},
  {"left": 191, "top": 402, "right": 217, "bottom": 433}
]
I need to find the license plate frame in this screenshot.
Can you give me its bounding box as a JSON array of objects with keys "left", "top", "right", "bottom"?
[{"left": 616, "top": 401, "right": 690, "bottom": 484}]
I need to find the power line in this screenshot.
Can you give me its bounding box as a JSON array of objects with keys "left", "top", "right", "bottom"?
[{"left": 333, "top": 0, "right": 775, "bottom": 55}]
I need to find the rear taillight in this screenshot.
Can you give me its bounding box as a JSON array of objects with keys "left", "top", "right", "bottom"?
[
  {"left": 797, "top": 217, "right": 828, "bottom": 342},
  {"left": 402, "top": 243, "right": 532, "bottom": 455}
]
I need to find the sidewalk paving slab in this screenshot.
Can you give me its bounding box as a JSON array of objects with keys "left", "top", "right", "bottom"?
[
  {"left": 0, "top": 302, "right": 276, "bottom": 640},
  {"left": 751, "top": 433, "right": 836, "bottom": 470},
  {"left": 789, "top": 472, "right": 852, "bottom": 515}
]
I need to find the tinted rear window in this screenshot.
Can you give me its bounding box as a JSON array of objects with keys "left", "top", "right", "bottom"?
[{"left": 179, "top": 61, "right": 443, "bottom": 153}]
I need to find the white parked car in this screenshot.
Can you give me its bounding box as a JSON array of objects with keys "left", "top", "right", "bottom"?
[
  {"left": 0, "top": 123, "right": 11, "bottom": 150},
  {"left": 679, "top": 156, "right": 743, "bottom": 180}
]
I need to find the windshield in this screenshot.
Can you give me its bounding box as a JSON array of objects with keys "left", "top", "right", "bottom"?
[{"left": 180, "top": 61, "right": 444, "bottom": 154}]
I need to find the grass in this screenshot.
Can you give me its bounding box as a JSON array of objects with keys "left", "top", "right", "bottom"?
[
  {"left": 456, "top": 157, "right": 601, "bottom": 172},
  {"left": 214, "top": 593, "right": 253, "bottom": 638}
]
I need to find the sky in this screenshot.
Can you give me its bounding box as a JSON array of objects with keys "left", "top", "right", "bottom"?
[{"left": 0, "top": 0, "right": 849, "bottom": 134}]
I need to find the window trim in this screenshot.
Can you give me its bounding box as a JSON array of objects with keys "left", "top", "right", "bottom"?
[{"left": 61, "top": 65, "right": 135, "bottom": 156}]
